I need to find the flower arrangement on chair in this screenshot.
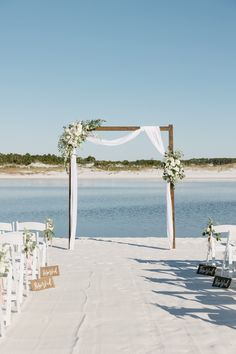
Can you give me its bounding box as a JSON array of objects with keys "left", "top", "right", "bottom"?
[
  {"left": 202, "top": 218, "right": 221, "bottom": 265},
  {"left": 44, "top": 218, "right": 55, "bottom": 245},
  {"left": 23, "top": 229, "right": 37, "bottom": 259},
  {"left": 202, "top": 218, "right": 221, "bottom": 242}
]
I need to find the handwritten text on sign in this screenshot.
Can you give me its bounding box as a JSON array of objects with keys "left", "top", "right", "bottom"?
[
  {"left": 31, "top": 276, "right": 55, "bottom": 291},
  {"left": 40, "top": 265, "right": 60, "bottom": 277},
  {"left": 212, "top": 275, "right": 232, "bottom": 289},
  {"left": 197, "top": 264, "right": 216, "bottom": 276}
]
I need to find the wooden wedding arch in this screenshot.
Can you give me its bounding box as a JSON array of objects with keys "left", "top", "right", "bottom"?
[{"left": 69, "top": 124, "right": 176, "bottom": 249}]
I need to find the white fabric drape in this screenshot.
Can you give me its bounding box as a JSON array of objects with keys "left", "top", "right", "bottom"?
[
  {"left": 87, "top": 129, "right": 143, "bottom": 146},
  {"left": 69, "top": 126, "right": 174, "bottom": 249},
  {"left": 142, "top": 127, "right": 173, "bottom": 249},
  {"left": 69, "top": 151, "right": 77, "bottom": 250}
]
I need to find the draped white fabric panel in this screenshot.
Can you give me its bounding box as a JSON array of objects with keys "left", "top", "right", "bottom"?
[
  {"left": 69, "top": 126, "right": 174, "bottom": 249},
  {"left": 87, "top": 129, "right": 143, "bottom": 146},
  {"left": 69, "top": 151, "right": 77, "bottom": 250}
]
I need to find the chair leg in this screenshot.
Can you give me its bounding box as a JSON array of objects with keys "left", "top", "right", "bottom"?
[
  {"left": 5, "top": 267, "right": 13, "bottom": 327},
  {"left": 0, "top": 305, "right": 5, "bottom": 337},
  {"left": 31, "top": 250, "right": 37, "bottom": 280},
  {"left": 228, "top": 245, "right": 233, "bottom": 276},
  {"left": 17, "top": 254, "right": 25, "bottom": 306}
]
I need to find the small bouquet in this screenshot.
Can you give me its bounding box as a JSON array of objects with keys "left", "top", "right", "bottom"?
[
  {"left": 44, "top": 218, "right": 55, "bottom": 243},
  {"left": 23, "top": 229, "right": 37, "bottom": 258},
  {"left": 202, "top": 218, "right": 221, "bottom": 241}
]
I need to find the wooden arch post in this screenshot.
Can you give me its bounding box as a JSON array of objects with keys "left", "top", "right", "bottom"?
[{"left": 69, "top": 124, "right": 176, "bottom": 249}]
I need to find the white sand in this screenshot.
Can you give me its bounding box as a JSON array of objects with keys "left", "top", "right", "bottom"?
[
  {"left": 0, "top": 167, "right": 236, "bottom": 180},
  {"left": 1, "top": 237, "right": 236, "bottom": 354}
]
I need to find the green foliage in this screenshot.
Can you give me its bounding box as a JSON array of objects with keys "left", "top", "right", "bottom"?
[
  {"left": 23, "top": 229, "right": 37, "bottom": 258},
  {"left": 184, "top": 158, "right": 236, "bottom": 166},
  {"left": 0, "top": 153, "right": 64, "bottom": 165},
  {"left": 44, "top": 218, "right": 55, "bottom": 242},
  {"left": 0, "top": 153, "right": 236, "bottom": 171}
]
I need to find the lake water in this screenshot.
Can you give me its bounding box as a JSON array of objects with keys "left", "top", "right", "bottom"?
[{"left": 0, "top": 178, "right": 236, "bottom": 238}]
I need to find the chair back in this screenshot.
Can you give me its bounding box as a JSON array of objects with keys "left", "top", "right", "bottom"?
[
  {"left": 0, "top": 223, "right": 14, "bottom": 234},
  {"left": 0, "top": 232, "right": 24, "bottom": 247},
  {"left": 16, "top": 222, "right": 46, "bottom": 245},
  {"left": 16, "top": 222, "right": 45, "bottom": 232},
  {"left": 214, "top": 225, "right": 236, "bottom": 243}
]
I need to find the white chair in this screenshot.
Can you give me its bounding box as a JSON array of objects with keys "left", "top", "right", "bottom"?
[
  {"left": 0, "top": 223, "right": 14, "bottom": 234},
  {"left": 0, "top": 265, "right": 13, "bottom": 335},
  {"left": 0, "top": 233, "right": 25, "bottom": 312},
  {"left": 15, "top": 222, "right": 45, "bottom": 243},
  {"left": 221, "top": 225, "right": 236, "bottom": 275},
  {"left": 206, "top": 225, "right": 236, "bottom": 275},
  {"left": 15, "top": 221, "right": 47, "bottom": 269}
]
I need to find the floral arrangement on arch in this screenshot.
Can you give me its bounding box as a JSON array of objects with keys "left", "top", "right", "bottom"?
[
  {"left": 58, "top": 119, "right": 104, "bottom": 166},
  {"left": 162, "top": 149, "right": 185, "bottom": 187},
  {"left": 23, "top": 229, "right": 37, "bottom": 259},
  {"left": 0, "top": 246, "right": 10, "bottom": 277}
]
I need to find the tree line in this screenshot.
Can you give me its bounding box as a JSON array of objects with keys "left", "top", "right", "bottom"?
[{"left": 0, "top": 153, "right": 236, "bottom": 168}]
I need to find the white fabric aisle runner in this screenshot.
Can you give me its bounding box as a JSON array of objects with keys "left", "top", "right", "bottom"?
[{"left": 70, "top": 126, "right": 173, "bottom": 249}]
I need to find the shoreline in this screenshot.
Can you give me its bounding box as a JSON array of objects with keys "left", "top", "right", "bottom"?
[{"left": 0, "top": 167, "right": 236, "bottom": 180}]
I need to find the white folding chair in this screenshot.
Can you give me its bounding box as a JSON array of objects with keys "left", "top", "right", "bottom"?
[
  {"left": 0, "top": 265, "right": 13, "bottom": 333},
  {"left": 221, "top": 225, "right": 236, "bottom": 275},
  {"left": 4, "top": 265, "right": 13, "bottom": 327},
  {"left": 206, "top": 225, "right": 236, "bottom": 275},
  {"left": 16, "top": 221, "right": 47, "bottom": 269},
  {"left": 0, "top": 233, "right": 26, "bottom": 309}
]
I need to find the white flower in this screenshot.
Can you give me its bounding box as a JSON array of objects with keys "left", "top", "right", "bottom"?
[
  {"left": 58, "top": 119, "right": 104, "bottom": 167},
  {"left": 162, "top": 150, "right": 185, "bottom": 186}
]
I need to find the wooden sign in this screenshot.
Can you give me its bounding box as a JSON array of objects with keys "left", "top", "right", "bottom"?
[
  {"left": 197, "top": 264, "right": 216, "bottom": 276},
  {"left": 40, "top": 265, "right": 60, "bottom": 277},
  {"left": 31, "top": 276, "right": 55, "bottom": 291},
  {"left": 212, "top": 275, "right": 232, "bottom": 289}
]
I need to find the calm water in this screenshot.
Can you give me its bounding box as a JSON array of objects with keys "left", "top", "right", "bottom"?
[{"left": 0, "top": 178, "right": 236, "bottom": 238}]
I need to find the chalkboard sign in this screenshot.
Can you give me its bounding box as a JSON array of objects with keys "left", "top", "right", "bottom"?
[
  {"left": 212, "top": 275, "right": 231, "bottom": 289},
  {"left": 197, "top": 264, "right": 216, "bottom": 276}
]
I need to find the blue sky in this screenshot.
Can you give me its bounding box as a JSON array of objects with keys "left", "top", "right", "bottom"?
[{"left": 0, "top": 0, "right": 235, "bottom": 160}]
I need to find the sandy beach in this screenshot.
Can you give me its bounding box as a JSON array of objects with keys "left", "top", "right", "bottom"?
[
  {"left": 0, "top": 167, "right": 236, "bottom": 180},
  {"left": 1, "top": 237, "right": 236, "bottom": 354}
]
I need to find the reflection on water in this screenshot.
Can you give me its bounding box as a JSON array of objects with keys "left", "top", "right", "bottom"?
[{"left": 0, "top": 178, "right": 236, "bottom": 237}]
